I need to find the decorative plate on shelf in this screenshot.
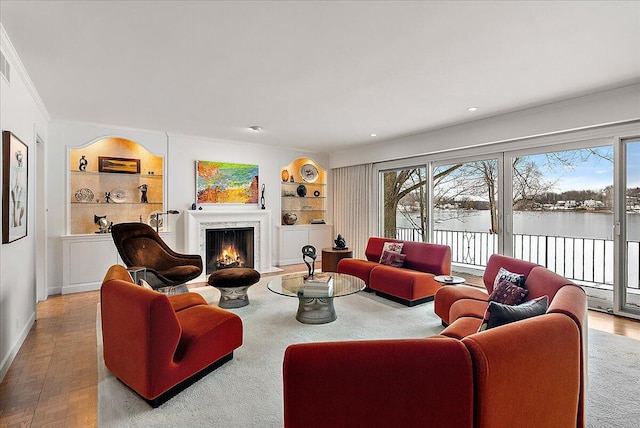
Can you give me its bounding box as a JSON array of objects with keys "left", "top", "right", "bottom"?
[
  {"left": 313, "top": 190, "right": 321, "bottom": 197},
  {"left": 148, "top": 211, "right": 164, "bottom": 230},
  {"left": 74, "top": 188, "right": 94, "bottom": 202},
  {"left": 110, "top": 189, "right": 127, "bottom": 203},
  {"left": 300, "top": 163, "right": 319, "bottom": 183}
]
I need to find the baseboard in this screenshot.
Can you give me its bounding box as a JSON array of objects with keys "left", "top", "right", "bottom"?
[
  {"left": 61, "top": 282, "right": 101, "bottom": 295},
  {"left": 0, "top": 310, "right": 36, "bottom": 381}
]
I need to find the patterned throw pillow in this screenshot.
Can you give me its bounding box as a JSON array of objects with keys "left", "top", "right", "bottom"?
[
  {"left": 488, "top": 279, "right": 529, "bottom": 305},
  {"left": 379, "top": 250, "right": 406, "bottom": 268},
  {"left": 378, "top": 242, "right": 404, "bottom": 263},
  {"left": 478, "top": 296, "right": 549, "bottom": 332},
  {"left": 493, "top": 267, "right": 526, "bottom": 288}
]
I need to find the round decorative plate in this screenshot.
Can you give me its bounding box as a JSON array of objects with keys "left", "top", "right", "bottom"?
[
  {"left": 110, "top": 189, "right": 127, "bottom": 203},
  {"left": 74, "top": 188, "right": 94, "bottom": 202},
  {"left": 148, "top": 211, "right": 164, "bottom": 230},
  {"left": 300, "top": 163, "right": 319, "bottom": 183},
  {"left": 296, "top": 184, "right": 308, "bottom": 197}
]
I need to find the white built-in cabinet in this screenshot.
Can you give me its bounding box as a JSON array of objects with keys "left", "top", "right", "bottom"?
[
  {"left": 61, "top": 136, "right": 168, "bottom": 294},
  {"left": 277, "top": 157, "right": 332, "bottom": 265}
]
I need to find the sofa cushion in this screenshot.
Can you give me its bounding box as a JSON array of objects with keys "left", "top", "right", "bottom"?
[
  {"left": 488, "top": 279, "right": 528, "bottom": 305},
  {"left": 449, "top": 298, "right": 489, "bottom": 322},
  {"left": 434, "top": 285, "right": 489, "bottom": 325},
  {"left": 479, "top": 296, "right": 549, "bottom": 331},
  {"left": 493, "top": 267, "right": 526, "bottom": 288},
  {"left": 379, "top": 250, "right": 406, "bottom": 267},
  {"left": 378, "top": 241, "right": 404, "bottom": 262}
]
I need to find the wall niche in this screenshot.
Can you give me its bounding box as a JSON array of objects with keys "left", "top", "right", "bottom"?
[{"left": 68, "top": 137, "right": 164, "bottom": 234}]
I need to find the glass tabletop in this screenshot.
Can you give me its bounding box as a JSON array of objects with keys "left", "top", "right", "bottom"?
[{"left": 267, "top": 272, "right": 365, "bottom": 298}]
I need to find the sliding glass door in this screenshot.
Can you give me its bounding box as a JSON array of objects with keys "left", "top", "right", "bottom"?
[
  {"left": 432, "top": 157, "right": 500, "bottom": 267},
  {"left": 380, "top": 167, "right": 428, "bottom": 241},
  {"left": 508, "top": 145, "right": 614, "bottom": 310},
  {"left": 621, "top": 138, "right": 640, "bottom": 316}
]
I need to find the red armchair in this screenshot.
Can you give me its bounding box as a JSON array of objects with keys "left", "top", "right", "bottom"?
[{"left": 100, "top": 265, "right": 242, "bottom": 407}]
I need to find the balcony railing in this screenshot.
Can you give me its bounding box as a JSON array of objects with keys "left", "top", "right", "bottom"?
[{"left": 395, "top": 227, "right": 640, "bottom": 289}]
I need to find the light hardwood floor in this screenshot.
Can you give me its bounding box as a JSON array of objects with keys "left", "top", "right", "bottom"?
[{"left": 1, "top": 268, "right": 639, "bottom": 427}]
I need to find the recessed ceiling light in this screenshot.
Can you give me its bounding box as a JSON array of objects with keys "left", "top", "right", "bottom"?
[
  {"left": 249, "top": 126, "right": 263, "bottom": 132},
  {"left": 370, "top": 133, "right": 377, "bottom": 137},
  {"left": 467, "top": 107, "right": 478, "bottom": 112}
]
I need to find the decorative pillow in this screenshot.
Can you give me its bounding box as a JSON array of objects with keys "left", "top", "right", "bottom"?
[
  {"left": 379, "top": 250, "right": 406, "bottom": 268},
  {"left": 488, "top": 279, "right": 528, "bottom": 305},
  {"left": 493, "top": 267, "right": 526, "bottom": 288},
  {"left": 379, "top": 241, "right": 404, "bottom": 263},
  {"left": 478, "top": 296, "right": 549, "bottom": 332}
]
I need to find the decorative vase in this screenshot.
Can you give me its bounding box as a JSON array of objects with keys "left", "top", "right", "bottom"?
[
  {"left": 283, "top": 212, "right": 297, "bottom": 225},
  {"left": 281, "top": 169, "right": 289, "bottom": 182}
]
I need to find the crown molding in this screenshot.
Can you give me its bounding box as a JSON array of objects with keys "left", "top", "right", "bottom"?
[{"left": 0, "top": 23, "right": 51, "bottom": 121}]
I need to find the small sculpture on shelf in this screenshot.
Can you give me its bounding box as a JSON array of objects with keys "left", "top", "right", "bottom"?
[
  {"left": 78, "top": 155, "right": 87, "bottom": 171},
  {"left": 282, "top": 212, "right": 297, "bottom": 225},
  {"left": 260, "top": 184, "right": 266, "bottom": 209},
  {"left": 104, "top": 191, "right": 111, "bottom": 203},
  {"left": 94, "top": 215, "right": 112, "bottom": 233},
  {"left": 302, "top": 245, "right": 317, "bottom": 279},
  {"left": 333, "top": 234, "right": 348, "bottom": 250},
  {"left": 138, "top": 184, "right": 149, "bottom": 203}
]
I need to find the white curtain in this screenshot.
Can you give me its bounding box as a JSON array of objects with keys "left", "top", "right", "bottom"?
[{"left": 332, "top": 163, "right": 374, "bottom": 259}]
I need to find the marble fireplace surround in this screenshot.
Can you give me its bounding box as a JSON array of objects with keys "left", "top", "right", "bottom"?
[{"left": 184, "top": 209, "right": 280, "bottom": 282}]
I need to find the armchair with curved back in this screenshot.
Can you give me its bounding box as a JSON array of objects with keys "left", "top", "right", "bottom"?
[{"left": 111, "top": 222, "right": 203, "bottom": 291}]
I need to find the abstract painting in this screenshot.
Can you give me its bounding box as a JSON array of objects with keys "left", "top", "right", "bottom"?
[
  {"left": 196, "top": 161, "right": 259, "bottom": 204},
  {"left": 2, "top": 131, "right": 28, "bottom": 243}
]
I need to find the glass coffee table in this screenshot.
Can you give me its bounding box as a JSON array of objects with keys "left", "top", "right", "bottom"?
[{"left": 267, "top": 272, "right": 365, "bottom": 324}]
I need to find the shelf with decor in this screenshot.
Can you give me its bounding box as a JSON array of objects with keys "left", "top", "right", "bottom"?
[
  {"left": 280, "top": 158, "right": 327, "bottom": 226},
  {"left": 68, "top": 137, "right": 165, "bottom": 234}
]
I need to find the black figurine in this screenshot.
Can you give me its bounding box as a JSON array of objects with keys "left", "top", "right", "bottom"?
[
  {"left": 333, "top": 234, "right": 347, "bottom": 250},
  {"left": 302, "top": 245, "right": 317, "bottom": 279},
  {"left": 79, "top": 155, "right": 87, "bottom": 171},
  {"left": 260, "top": 183, "right": 266, "bottom": 209},
  {"left": 138, "top": 184, "right": 148, "bottom": 203},
  {"left": 104, "top": 192, "right": 111, "bottom": 203}
]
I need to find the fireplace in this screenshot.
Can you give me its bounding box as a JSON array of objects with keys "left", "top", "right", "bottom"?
[
  {"left": 184, "top": 209, "right": 281, "bottom": 282},
  {"left": 206, "top": 227, "right": 254, "bottom": 273}
]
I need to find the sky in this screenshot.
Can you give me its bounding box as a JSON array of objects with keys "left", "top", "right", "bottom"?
[{"left": 527, "top": 142, "right": 640, "bottom": 193}]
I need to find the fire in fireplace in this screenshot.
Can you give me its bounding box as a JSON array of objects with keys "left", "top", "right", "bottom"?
[{"left": 206, "top": 227, "right": 254, "bottom": 273}]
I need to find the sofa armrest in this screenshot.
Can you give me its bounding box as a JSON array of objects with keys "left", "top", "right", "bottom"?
[
  {"left": 462, "top": 313, "right": 581, "bottom": 428},
  {"left": 283, "top": 338, "right": 473, "bottom": 428}
]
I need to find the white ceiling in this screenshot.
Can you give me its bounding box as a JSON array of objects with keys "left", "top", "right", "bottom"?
[{"left": 1, "top": 1, "right": 639, "bottom": 153}]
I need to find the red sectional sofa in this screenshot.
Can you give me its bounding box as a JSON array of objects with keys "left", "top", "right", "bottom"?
[
  {"left": 100, "top": 265, "right": 243, "bottom": 407},
  {"left": 283, "top": 254, "right": 587, "bottom": 428},
  {"left": 336, "top": 237, "right": 451, "bottom": 306}
]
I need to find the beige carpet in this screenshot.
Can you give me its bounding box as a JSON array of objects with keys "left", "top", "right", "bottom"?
[{"left": 97, "top": 278, "right": 640, "bottom": 427}]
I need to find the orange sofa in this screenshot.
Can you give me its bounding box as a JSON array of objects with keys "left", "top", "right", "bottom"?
[
  {"left": 100, "top": 265, "right": 243, "bottom": 407},
  {"left": 283, "top": 255, "right": 587, "bottom": 428},
  {"left": 336, "top": 237, "right": 451, "bottom": 306}
]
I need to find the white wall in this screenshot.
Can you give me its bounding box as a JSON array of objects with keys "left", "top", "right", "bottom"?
[
  {"left": 45, "top": 122, "right": 330, "bottom": 293},
  {"left": 330, "top": 84, "right": 640, "bottom": 168},
  {"left": 0, "top": 25, "right": 49, "bottom": 379}
]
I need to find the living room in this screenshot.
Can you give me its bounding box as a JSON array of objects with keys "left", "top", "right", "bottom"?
[{"left": 1, "top": 1, "right": 640, "bottom": 426}]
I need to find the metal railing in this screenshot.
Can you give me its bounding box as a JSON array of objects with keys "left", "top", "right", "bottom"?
[{"left": 395, "top": 227, "right": 640, "bottom": 289}]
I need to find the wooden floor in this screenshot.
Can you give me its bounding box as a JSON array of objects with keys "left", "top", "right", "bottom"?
[{"left": 1, "top": 268, "right": 639, "bottom": 427}]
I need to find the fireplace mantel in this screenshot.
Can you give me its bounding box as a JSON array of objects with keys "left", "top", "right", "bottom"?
[{"left": 183, "top": 209, "right": 280, "bottom": 281}]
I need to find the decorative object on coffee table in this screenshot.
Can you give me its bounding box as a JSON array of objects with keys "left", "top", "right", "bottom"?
[
  {"left": 302, "top": 245, "right": 317, "bottom": 279},
  {"left": 267, "top": 272, "right": 365, "bottom": 324},
  {"left": 208, "top": 267, "right": 261, "bottom": 308},
  {"left": 434, "top": 275, "right": 465, "bottom": 285}
]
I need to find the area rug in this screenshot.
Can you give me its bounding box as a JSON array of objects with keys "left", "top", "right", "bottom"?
[{"left": 97, "top": 278, "right": 640, "bottom": 427}]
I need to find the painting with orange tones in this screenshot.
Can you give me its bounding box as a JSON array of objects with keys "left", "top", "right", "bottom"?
[{"left": 196, "top": 161, "right": 259, "bottom": 204}]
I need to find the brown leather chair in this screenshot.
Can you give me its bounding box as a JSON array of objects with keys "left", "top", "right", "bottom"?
[{"left": 111, "top": 222, "right": 203, "bottom": 291}]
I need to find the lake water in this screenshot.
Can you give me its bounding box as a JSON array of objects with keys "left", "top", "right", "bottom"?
[{"left": 401, "top": 210, "right": 640, "bottom": 241}]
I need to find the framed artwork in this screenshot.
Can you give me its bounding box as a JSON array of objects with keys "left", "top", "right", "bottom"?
[
  {"left": 2, "top": 131, "right": 28, "bottom": 243},
  {"left": 98, "top": 156, "right": 140, "bottom": 174},
  {"left": 196, "top": 161, "right": 259, "bottom": 204}
]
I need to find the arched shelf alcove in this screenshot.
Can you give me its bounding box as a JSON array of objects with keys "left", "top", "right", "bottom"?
[{"left": 68, "top": 136, "right": 165, "bottom": 234}]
